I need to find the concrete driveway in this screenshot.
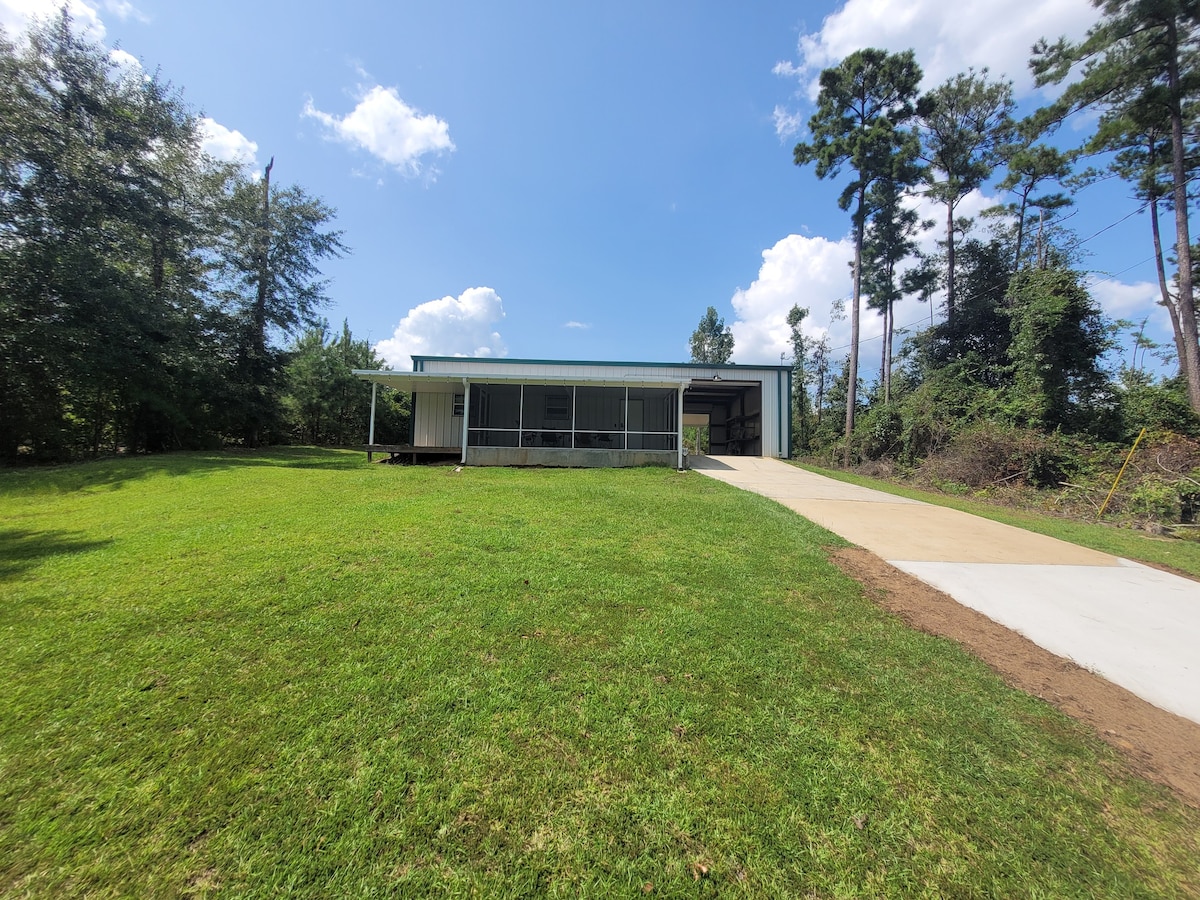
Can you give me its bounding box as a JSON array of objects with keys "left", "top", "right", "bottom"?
[{"left": 691, "top": 455, "right": 1200, "bottom": 725}]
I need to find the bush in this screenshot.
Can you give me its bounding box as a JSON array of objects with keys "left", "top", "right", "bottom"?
[
  {"left": 1118, "top": 379, "right": 1199, "bottom": 438},
  {"left": 1124, "top": 475, "right": 1180, "bottom": 522},
  {"left": 918, "top": 423, "right": 1080, "bottom": 490},
  {"left": 855, "top": 405, "right": 903, "bottom": 461}
]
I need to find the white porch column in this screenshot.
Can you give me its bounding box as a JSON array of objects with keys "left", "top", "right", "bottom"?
[
  {"left": 367, "top": 381, "right": 378, "bottom": 462},
  {"left": 677, "top": 381, "right": 686, "bottom": 469},
  {"left": 460, "top": 378, "right": 470, "bottom": 465}
]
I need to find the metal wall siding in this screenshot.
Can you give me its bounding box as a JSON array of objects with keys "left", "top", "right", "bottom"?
[
  {"left": 759, "top": 374, "right": 780, "bottom": 458},
  {"left": 422, "top": 358, "right": 783, "bottom": 384},
  {"left": 413, "top": 392, "right": 462, "bottom": 447}
]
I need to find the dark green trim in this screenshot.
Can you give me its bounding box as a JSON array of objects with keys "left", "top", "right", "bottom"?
[{"left": 411, "top": 355, "right": 791, "bottom": 373}]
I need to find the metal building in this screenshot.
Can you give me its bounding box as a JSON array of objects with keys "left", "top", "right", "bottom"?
[{"left": 355, "top": 356, "right": 792, "bottom": 468}]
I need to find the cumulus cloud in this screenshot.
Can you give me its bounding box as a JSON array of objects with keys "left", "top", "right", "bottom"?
[
  {"left": 0, "top": 0, "right": 105, "bottom": 39},
  {"left": 374, "top": 287, "right": 507, "bottom": 369},
  {"left": 772, "top": 105, "right": 806, "bottom": 140},
  {"left": 102, "top": 0, "right": 146, "bottom": 22},
  {"left": 197, "top": 117, "right": 259, "bottom": 167},
  {"left": 304, "top": 85, "right": 454, "bottom": 176},
  {"left": 729, "top": 234, "right": 852, "bottom": 365},
  {"left": 730, "top": 226, "right": 1172, "bottom": 376},
  {"left": 728, "top": 192, "right": 999, "bottom": 368},
  {"left": 1088, "top": 278, "right": 1171, "bottom": 330},
  {"left": 778, "top": 0, "right": 1096, "bottom": 103},
  {"left": 108, "top": 46, "right": 140, "bottom": 74}
]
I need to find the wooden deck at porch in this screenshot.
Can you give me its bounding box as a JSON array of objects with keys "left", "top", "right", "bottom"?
[{"left": 364, "top": 444, "right": 461, "bottom": 463}]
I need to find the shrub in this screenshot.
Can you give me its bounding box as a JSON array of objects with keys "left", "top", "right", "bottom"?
[
  {"left": 1125, "top": 475, "right": 1180, "bottom": 522},
  {"left": 918, "top": 423, "right": 1078, "bottom": 490}
]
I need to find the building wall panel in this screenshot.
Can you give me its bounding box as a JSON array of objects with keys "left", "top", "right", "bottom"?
[{"left": 413, "top": 391, "right": 462, "bottom": 447}]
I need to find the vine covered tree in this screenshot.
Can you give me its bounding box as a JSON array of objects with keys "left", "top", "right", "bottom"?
[
  {"left": 1006, "top": 268, "right": 1112, "bottom": 431},
  {"left": 794, "top": 48, "right": 922, "bottom": 463}
]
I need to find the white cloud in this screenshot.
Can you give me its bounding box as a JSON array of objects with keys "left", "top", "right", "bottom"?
[
  {"left": 102, "top": 0, "right": 146, "bottom": 22},
  {"left": 304, "top": 85, "right": 454, "bottom": 176},
  {"left": 778, "top": 0, "right": 1096, "bottom": 102},
  {"left": 908, "top": 187, "right": 1002, "bottom": 253},
  {"left": 730, "top": 228, "right": 1172, "bottom": 381},
  {"left": 1088, "top": 278, "right": 1169, "bottom": 327},
  {"left": 729, "top": 234, "right": 852, "bottom": 365},
  {"left": 108, "top": 46, "right": 140, "bottom": 74},
  {"left": 563, "top": 321, "right": 591, "bottom": 330},
  {"left": 375, "top": 287, "right": 507, "bottom": 369},
  {"left": 0, "top": 0, "right": 105, "bottom": 39},
  {"left": 197, "top": 117, "right": 259, "bottom": 167},
  {"left": 772, "top": 105, "right": 805, "bottom": 139}
]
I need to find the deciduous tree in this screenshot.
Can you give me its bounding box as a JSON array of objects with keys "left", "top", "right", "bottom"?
[{"left": 689, "top": 306, "right": 734, "bottom": 364}]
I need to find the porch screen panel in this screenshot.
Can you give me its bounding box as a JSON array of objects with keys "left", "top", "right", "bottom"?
[
  {"left": 521, "top": 385, "right": 572, "bottom": 448},
  {"left": 574, "top": 386, "right": 625, "bottom": 450},
  {"left": 468, "top": 383, "right": 521, "bottom": 447},
  {"left": 626, "top": 387, "right": 677, "bottom": 451}
]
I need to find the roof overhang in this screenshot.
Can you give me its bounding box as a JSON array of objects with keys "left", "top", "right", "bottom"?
[{"left": 353, "top": 369, "right": 688, "bottom": 392}]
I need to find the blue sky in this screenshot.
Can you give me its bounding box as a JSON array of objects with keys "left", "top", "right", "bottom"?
[{"left": 2, "top": 0, "right": 1176, "bottom": 373}]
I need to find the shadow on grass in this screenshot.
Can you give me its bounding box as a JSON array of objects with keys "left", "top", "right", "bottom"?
[
  {"left": 0, "top": 529, "right": 114, "bottom": 578},
  {"left": 0, "top": 446, "right": 368, "bottom": 495}
]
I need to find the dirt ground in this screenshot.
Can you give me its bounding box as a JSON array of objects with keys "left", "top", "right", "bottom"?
[{"left": 831, "top": 547, "right": 1200, "bottom": 808}]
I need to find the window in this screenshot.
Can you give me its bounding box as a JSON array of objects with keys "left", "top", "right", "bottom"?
[
  {"left": 545, "top": 394, "right": 570, "bottom": 420},
  {"left": 452, "top": 394, "right": 464, "bottom": 417}
]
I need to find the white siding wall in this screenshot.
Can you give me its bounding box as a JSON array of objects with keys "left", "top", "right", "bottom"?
[
  {"left": 761, "top": 369, "right": 786, "bottom": 459},
  {"left": 413, "top": 392, "right": 462, "bottom": 448},
  {"left": 421, "top": 359, "right": 780, "bottom": 383}
]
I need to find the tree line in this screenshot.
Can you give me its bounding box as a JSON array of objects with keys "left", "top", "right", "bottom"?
[
  {"left": 0, "top": 12, "right": 406, "bottom": 462},
  {"left": 780, "top": 0, "right": 1200, "bottom": 472}
]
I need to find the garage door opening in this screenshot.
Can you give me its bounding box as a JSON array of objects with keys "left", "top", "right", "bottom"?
[{"left": 684, "top": 380, "right": 762, "bottom": 457}]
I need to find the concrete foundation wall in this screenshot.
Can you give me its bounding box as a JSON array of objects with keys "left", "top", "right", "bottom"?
[{"left": 466, "top": 447, "right": 678, "bottom": 468}]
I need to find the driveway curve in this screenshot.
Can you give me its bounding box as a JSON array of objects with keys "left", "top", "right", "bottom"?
[{"left": 691, "top": 455, "right": 1200, "bottom": 726}]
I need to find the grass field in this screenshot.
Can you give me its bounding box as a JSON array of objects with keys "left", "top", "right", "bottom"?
[
  {"left": 2, "top": 448, "right": 1198, "bottom": 897},
  {"left": 793, "top": 462, "right": 1200, "bottom": 580}
]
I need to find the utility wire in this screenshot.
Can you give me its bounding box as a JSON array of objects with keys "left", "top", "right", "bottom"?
[{"left": 810, "top": 172, "right": 1195, "bottom": 356}]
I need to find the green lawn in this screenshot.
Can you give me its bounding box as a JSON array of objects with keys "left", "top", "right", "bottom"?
[
  {"left": 2, "top": 448, "right": 1198, "bottom": 898},
  {"left": 793, "top": 462, "right": 1200, "bottom": 580}
]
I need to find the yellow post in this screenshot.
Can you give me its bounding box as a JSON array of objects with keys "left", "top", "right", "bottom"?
[{"left": 1099, "top": 426, "right": 1147, "bottom": 518}]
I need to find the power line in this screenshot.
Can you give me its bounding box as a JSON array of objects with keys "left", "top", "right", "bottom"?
[{"left": 811, "top": 171, "right": 1197, "bottom": 355}]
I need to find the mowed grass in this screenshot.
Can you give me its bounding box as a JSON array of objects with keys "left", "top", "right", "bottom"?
[
  {"left": 2, "top": 449, "right": 1198, "bottom": 898},
  {"left": 791, "top": 462, "right": 1200, "bottom": 580}
]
